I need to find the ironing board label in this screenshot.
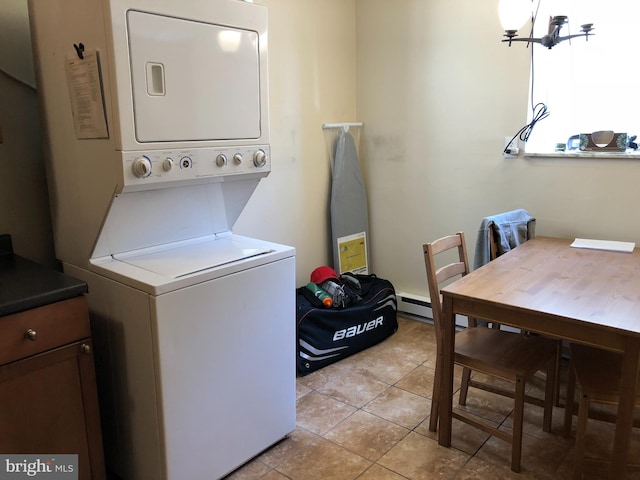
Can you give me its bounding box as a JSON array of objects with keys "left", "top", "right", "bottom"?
[{"left": 337, "top": 232, "right": 368, "bottom": 274}]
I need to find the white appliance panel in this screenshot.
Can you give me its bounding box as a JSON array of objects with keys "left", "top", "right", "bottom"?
[
  {"left": 127, "top": 10, "right": 261, "bottom": 143},
  {"left": 91, "top": 235, "right": 294, "bottom": 295},
  {"left": 62, "top": 264, "right": 166, "bottom": 480},
  {"left": 113, "top": 235, "right": 271, "bottom": 278},
  {"left": 153, "top": 257, "right": 296, "bottom": 479}
]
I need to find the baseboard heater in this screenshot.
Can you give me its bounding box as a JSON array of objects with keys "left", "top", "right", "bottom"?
[{"left": 396, "top": 292, "right": 473, "bottom": 328}]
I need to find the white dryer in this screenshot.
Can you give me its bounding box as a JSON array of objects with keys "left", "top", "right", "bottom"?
[{"left": 28, "top": 0, "right": 296, "bottom": 478}]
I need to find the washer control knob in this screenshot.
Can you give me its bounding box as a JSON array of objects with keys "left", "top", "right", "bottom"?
[
  {"left": 233, "top": 153, "right": 243, "bottom": 165},
  {"left": 253, "top": 149, "right": 268, "bottom": 168},
  {"left": 180, "top": 156, "right": 193, "bottom": 169},
  {"left": 216, "top": 154, "right": 228, "bottom": 167},
  {"left": 162, "top": 158, "right": 174, "bottom": 172},
  {"left": 132, "top": 156, "right": 152, "bottom": 178}
]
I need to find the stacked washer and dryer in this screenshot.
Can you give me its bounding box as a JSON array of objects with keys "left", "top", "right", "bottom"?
[{"left": 28, "top": 0, "right": 295, "bottom": 479}]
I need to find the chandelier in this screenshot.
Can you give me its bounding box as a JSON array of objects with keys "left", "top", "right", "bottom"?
[{"left": 499, "top": 0, "right": 594, "bottom": 49}]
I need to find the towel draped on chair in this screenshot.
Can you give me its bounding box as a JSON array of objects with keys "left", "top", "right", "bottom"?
[{"left": 473, "top": 209, "right": 535, "bottom": 270}]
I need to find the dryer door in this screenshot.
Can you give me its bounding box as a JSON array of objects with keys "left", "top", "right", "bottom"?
[{"left": 126, "top": 11, "right": 261, "bottom": 143}]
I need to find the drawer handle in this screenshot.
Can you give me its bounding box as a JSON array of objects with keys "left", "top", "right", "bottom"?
[
  {"left": 80, "top": 344, "right": 91, "bottom": 354},
  {"left": 24, "top": 329, "right": 37, "bottom": 341}
]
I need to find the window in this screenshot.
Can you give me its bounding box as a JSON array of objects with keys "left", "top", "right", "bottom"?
[{"left": 522, "top": 0, "right": 639, "bottom": 154}]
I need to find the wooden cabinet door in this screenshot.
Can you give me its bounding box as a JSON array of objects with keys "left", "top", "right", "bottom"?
[{"left": 0, "top": 340, "right": 105, "bottom": 480}]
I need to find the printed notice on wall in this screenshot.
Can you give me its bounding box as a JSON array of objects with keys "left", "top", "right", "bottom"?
[
  {"left": 65, "top": 50, "right": 108, "bottom": 139},
  {"left": 337, "top": 232, "right": 368, "bottom": 275}
]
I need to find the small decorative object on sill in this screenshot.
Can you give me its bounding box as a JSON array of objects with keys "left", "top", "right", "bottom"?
[{"left": 579, "top": 131, "right": 627, "bottom": 152}]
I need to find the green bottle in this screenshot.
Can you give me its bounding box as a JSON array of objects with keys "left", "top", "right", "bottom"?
[{"left": 306, "top": 282, "right": 333, "bottom": 307}]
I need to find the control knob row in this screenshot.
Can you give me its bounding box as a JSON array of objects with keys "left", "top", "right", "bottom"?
[
  {"left": 132, "top": 149, "right": 268, "bottom": 178},
  {"left": 215, "top": 150, "right": 268, "bottom": 168}
]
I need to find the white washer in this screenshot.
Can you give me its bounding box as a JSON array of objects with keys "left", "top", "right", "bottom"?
[
  {"left": 28, "top": 0, "right": 295, "bottom": 478},
  {"left": 66, "top": 234, "right": 295, "bottom": 480}
]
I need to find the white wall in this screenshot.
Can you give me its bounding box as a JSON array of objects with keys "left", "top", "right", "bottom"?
[{"left": 356, "top": 0, "right": 640, "bottom": 299}]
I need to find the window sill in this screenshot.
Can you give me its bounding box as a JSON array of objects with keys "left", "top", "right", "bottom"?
[{"left": 524, "top": 151, "right": 640, "bottom": 160}]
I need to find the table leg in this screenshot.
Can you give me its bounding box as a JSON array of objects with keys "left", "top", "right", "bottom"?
[
  {"left": 438, "top": 294, "right": 455, "bottom": 447},
  {"left": 610, "top": 337, "right": 640, "bottom": 478}
]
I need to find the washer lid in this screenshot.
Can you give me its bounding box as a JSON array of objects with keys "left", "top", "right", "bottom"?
[{"left": 112, "top": 235, "right": 271, "bottom": 279}]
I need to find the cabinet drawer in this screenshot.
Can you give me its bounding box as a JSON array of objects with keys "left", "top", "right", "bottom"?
[{"left": 0, "top": 296, "right": 90, "bottom": 364}]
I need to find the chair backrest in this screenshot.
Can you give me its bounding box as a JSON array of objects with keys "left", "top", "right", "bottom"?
[
  {"left": 489, "top": 216, "right": 535, "bottom": 261},
  {"left": 473, "top": 209, "right": 535, "bottom": 270},
  {"left": 423, "top": 232, "right": 471, "bottom": 338}
]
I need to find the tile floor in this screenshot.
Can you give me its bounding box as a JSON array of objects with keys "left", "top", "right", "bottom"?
[{"left": 225, "top": 314, "right": 640, "bottom": 480}]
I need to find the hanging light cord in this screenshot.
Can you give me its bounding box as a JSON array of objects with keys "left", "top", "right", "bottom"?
[
  {"left": 504, "top": 103, "right": 549, "bottom": 154},
  {"left": 504, "top": 0, "right": 549, "bottom": 155}
]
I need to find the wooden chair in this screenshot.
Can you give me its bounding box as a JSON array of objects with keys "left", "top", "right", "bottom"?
[
  {"left": 424, "top": 232, "right": 558, "bottom": 473},
  {"left": 563, "top": 343, "right": 640, "bottom": 479}
]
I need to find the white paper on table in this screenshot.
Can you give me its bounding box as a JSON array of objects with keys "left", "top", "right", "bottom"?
[{"left": 570, "top": 238, "right": 635, "bottom": 253}]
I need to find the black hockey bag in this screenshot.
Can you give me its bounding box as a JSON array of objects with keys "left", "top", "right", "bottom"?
[{"left": 296, "top": 274, "right": 398, "bottom": 375}]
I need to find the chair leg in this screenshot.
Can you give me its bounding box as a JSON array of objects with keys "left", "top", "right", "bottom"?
[
  {"left": 543, "top": 356, "right": 555, "bottom": 433},
  {"left": 563, "top": 358, "right": 576, "bottom": 438},
  {"left": 459, "top": 366, "right": 472, "bottom": 406},
  {"left": 429, "top": 352, "right": 441, "bottom": 432},
  {"left": 554, "top": 341, "right": 563, "bottom": 407},
  {"left": 573, "top": 393, "right": 590, "bottom": 480},
  {"left": 511, "top": 376, "right": 525, "bottom": 473}
]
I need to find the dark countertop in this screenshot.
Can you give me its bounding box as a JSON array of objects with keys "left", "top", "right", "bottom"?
[{"left": 0, "top": 234, "right": 88, "bottom": 317}]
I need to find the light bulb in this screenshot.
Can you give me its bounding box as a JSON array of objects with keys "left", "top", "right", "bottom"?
[{"left": 498, "top": 0, "right": 532, "bottom": 32}]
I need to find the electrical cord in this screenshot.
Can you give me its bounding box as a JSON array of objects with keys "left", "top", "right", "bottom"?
[{"left": 503, "top": 102, "right": 549, "bottom": 154}]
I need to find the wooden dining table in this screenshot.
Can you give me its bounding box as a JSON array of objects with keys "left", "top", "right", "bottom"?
[{"left": 438, "top": 236, "right": 640, "bottom": 478}]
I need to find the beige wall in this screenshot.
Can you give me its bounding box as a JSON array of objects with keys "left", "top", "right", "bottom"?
[
  {"left": 233, "top": 0, "right": 358, "bottom": 283},
  {"left": 356, "top": 0, "right": 640, "bottom": 299},
  {"left": 0, "top": 0, "right": 54, "bottom": 266},
  {"left": 3, "top": 0, "right": 640, "bottom": 291}
]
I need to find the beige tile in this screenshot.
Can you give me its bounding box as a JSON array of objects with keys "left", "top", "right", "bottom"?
[
  {"left": 324, "top": 410, "right": 409, "bottom": 461},
  {"left": 356, "top": 464, "right": 409, "bottom": 480},
  {"left": 316, "top": 369, "right": 389, "bottom": 408},
  {"left": 258, "top": 427, "right": 321, "bottom": 469},
  {"left": 452, "top": 385, "right": 513, "bottom": 425},
  {"left": 297, "top": 359, "right": 353, "bottom": 391},
  {"left": 275, "top": 436, "right": 371, "bottom": 480},
  {"left": 363, "top": 386, "right": 430, "bottom": 430},
  {"left": 377, "top": 431, "right": 469, "bottom": 480},
  {"left": 223, "top": 459, "right": 272, "bottom": 479},
  {"left": 394, "top": 364, "right": 435, "bottom": 398},
  {"left": 296, "top": 391, "right": 356, "bottom": 435},
  {"left": 453, "top": 456, "right": 528, "bottom": 480},
  {"left": 476, "top": 429, "right": 573, "bottom": 477},
  {"left": 501, "top": 403, "right": 569, "bottom": 439},
  {"left": 260, "top": 471, "right": 291, "bottom": 480},
  {"left": 296, "top": 381, "right": 312, "bottom": 400},
  {"left": 348, "top": 346, "right": 421, "bottom": 386},
  {"left": 416, "top": 414, "right": 493, "bottom": 456},
  {"left": 230, "top": 315, "right": 633, "bottom": 480},
  {"left": 373, "top": 326, "right": 435, "bottom": 366}
]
